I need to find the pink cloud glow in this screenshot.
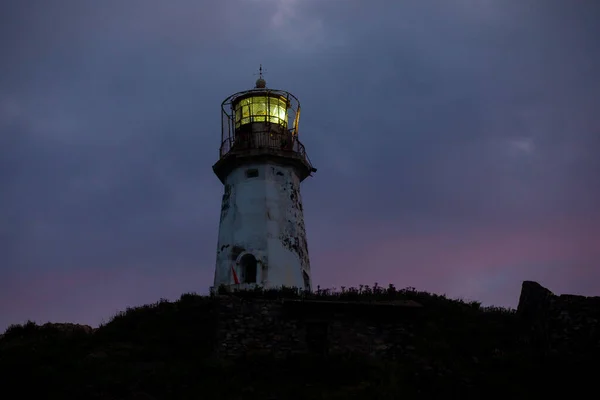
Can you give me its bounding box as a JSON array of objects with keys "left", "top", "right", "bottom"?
[{"left": 312, "top": 215, "right": 600, "bottom": 307}]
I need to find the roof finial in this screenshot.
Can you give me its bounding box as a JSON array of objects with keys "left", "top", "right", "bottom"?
[{"left": 254, "top": 64, "right": 267, "bottom": 88}]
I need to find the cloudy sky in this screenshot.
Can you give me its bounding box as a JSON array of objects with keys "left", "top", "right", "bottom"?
[{"left": 1, "top": 0, "right": 599, "bottom": 330}]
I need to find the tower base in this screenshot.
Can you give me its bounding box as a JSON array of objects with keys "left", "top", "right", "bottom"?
[{"left": 209, "top": 283, "right": 308, "bottom": 295}]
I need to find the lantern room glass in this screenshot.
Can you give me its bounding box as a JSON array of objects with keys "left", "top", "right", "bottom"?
[{"left": 234, "top": 96, "right": 288, "bottom": 129}]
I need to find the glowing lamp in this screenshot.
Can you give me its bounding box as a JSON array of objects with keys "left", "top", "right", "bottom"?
[{"left": 233, "top": 95, "right": 289, "bottom": 129}]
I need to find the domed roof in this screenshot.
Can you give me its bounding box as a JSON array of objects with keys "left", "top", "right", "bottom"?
[{"left": 255, "top": 77, "right": 266, "bottom": 88}]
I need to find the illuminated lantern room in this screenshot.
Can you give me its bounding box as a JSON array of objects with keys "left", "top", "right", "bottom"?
[
  {"left": 234, "top": 92, "right": 288, "bottom": 129},
  {"left": 213, "top": 67, "right": 314, "bottom": 184},
  {"left": 233, "top": 71, "right": 289, "bottom": 130}
]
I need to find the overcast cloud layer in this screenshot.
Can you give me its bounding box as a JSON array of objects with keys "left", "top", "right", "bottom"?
[{"left": 1, "top": 0, "right": 599, "bottom": 330}]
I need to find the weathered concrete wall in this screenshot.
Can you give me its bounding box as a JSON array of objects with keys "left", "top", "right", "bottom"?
[
  {"left": 517, "top": 281, "right": 600, "bottom": 356},
  {"left": 214, "top": 161, "right": 311, "bottom": 291}
]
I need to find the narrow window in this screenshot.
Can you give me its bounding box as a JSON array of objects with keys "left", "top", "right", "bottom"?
[{"left": 246, "top": 168, "right": 259, "bottom": 178}]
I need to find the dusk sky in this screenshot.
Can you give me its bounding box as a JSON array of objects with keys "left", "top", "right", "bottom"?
[{"left": 1, "top": 0, "right": 599, "bottom": 331}]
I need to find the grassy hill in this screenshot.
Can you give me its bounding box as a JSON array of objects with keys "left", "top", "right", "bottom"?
[{"left": 0, "top": 284, "right": 594, "bottom": 399}]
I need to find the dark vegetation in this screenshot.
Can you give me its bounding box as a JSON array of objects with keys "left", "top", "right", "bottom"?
[{"left": 0, "top": 284, "right": 594, "bottom": 399}]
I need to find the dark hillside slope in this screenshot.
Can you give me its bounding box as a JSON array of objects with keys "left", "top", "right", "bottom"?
[{"left": 0, "top": 283, "right": 597, "bottom": 399}]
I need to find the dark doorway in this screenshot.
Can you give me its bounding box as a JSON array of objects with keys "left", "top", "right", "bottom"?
[
  {"left": 240, "top": 253, "right": 257, "bottom": 283},
  {"left": 303, "top": 270, "right": 311, "bottom": 291},
  {"left": 306, "top": 321, "right": 329, "bottom": 355}
]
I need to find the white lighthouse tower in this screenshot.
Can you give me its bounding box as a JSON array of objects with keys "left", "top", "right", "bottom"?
[{"left": 211, "top": 68, "right": 317, "bottom": 293}]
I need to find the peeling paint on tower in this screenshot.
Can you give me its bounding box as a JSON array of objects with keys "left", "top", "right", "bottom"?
[
  {"left": 278, "top": 178, "right": 310, "bottom": 272},
  {"left": 220, "top": 184, "right": 231, "bottom": 224}
]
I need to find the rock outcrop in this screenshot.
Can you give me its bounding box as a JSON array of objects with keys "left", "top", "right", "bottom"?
[{"left": 517, "top": 280, "right": 600, "bottom": 356}]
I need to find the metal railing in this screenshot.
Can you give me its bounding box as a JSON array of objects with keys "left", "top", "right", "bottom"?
[{"left": 219, "top": 130, "right": 309, "bottom": 165}]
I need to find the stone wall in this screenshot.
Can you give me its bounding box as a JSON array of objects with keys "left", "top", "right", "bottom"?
[
  {"left": 215, "top": 282, "right": 600, "bottom": 362},
  {"left": 213, "top": 296, "right": 427, "bottom": 359},
  {"left": 214, "top": 294, "right": 511, "bottom": 364},
  {"left": 517, "top": 281, "right": 600, "bottom": 357},
  {"left": 214, "top": 296, "right": 306, "bottom": 358}
]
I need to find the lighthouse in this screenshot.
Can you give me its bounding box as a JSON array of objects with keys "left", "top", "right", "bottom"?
[{"left": 211, "top": 68, "right": 317, "bottom": 293}]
